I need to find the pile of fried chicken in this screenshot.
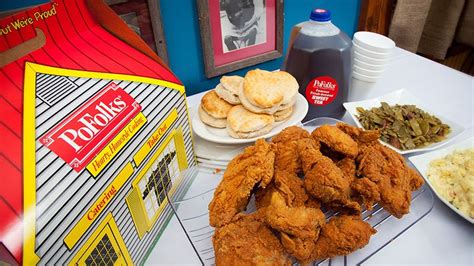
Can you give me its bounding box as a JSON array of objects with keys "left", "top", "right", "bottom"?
[{"left": 208, "top": 123, "right": 424, "bottom": 265}]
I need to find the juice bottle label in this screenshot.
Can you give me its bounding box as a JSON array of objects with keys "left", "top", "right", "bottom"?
[{"left": 305, "top": 76, "right": 339, "bottom": 106}]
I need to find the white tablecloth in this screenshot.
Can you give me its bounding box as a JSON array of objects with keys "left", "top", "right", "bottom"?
[{"left": 146, "top": 48, "right": 474, "bottom": 265}]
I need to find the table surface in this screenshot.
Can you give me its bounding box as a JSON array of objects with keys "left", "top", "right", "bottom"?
[{"left": 146, "top": 47, "right": 474, "bottom": 265}]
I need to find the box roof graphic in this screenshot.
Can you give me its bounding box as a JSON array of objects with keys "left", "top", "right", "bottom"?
[{"left": 0, "top": 0, "right": 190, "bottom": 264}]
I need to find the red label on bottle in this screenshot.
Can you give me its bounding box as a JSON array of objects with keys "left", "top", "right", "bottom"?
[{"left": 305, "top": 76, "right": 339, "bottom": 106}]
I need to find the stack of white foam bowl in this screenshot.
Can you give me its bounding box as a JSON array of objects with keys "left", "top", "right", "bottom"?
[{"left": 352, "top": 31, "right": 395, "bottom": 82}]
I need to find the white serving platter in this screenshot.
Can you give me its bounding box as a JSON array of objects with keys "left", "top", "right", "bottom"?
[{"left": 191, "top": 93, "right": 308, "bottom": 144}]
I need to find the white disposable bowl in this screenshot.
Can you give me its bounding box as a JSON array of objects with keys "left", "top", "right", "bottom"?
[
  {"left": 353, "top": 42, "right": 392, "bottom": 59},
  {"left": 353, "top": 58, "right": 387, "bottom": 71},
  {"left": 353, "top": 64, "right": 384, "bottom": 76},
  {"left": 352, "top": 71, "right": 380, "bottom": 83},
  {"left": 353, "top": 31, "right": 395, "bottom": 53},
  {"left": 353, "top": 50, "right": 390, "bottom": 65}
]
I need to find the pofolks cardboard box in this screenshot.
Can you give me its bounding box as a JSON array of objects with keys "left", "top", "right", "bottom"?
[{"left": 0, "top": 0, "right": 196, "bottom": 264}]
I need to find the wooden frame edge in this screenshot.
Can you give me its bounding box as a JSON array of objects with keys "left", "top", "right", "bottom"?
[{"left": 197, "top": 0, "right": 284, "bottom": 78}]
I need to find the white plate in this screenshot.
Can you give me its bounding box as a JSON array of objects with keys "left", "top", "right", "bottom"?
[
  {"left": 409, "top": 135, "right": 474, "bottom": 223},
  {"left": 191, "top": 93, "right": 308, "bottom": 144},
  {"left": 193, "top": 133, "right": 247, "bottom": 161},
  {"left": 343, "top": 89, "right": 465, "bottom": 155}
]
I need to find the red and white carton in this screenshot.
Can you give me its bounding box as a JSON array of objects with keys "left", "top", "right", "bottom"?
[{"left": 0, "top": 0, "right": 196, "bottom": 265}]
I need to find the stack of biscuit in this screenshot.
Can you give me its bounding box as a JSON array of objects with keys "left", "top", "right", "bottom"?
[
  {"left": 239, "top": 69, "right": 298, "bottom": 121},
  {"left": 198, "top": 69, "right": 299, "bottom": 139}
]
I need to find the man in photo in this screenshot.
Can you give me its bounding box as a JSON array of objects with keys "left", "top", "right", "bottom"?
[{"left": 220, "top": 0, "right": 265, "bottom": 52}]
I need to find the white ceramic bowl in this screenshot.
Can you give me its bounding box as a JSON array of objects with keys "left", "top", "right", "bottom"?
[
  {"left": 353, "top": 64, "right": 384, "bottom": 76},
  {"left": 353, "top": 41, "right": 392, "bottom": 59},
  {"left": 353, "top": 57, "right": 387, "bottom": 71},
  {"left": 353, "top": 31, "right": 395, "bottom": 53},
  {"left": 353, "top": 50, "right": 390, "bottom": 65},
  {"left": 352, "top": 71, "right": 380, "bottom": 83},
  {"left": 409, "top": 134, "right": 473, "bottom": 224}
]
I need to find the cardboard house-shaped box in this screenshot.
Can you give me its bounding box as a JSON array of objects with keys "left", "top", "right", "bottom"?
[{"left": 0, "top": 0, "right": 196, "bottom": 264}]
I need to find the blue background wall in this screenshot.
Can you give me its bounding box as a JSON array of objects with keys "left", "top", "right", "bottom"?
[
  {"left": 1, "top": 0, "right": 361, "bottom": 95},
  {"left": 0, "top": 0, "right": 49, "bottom": 12},
  {"left": 161, "top": 0, "right": 361, "bottom": 95}
]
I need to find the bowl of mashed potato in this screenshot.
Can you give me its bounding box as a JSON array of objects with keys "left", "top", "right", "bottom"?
[{"left": 410, "top": 136, "right": 474, "bottom": 224}]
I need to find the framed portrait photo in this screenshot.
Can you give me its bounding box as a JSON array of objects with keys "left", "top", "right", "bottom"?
[{"left": 197, "top": 0, "right": 283, "bottom": 78}]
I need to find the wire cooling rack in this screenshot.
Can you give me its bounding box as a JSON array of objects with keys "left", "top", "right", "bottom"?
[
  {"left": 166, "top": 117, "right": 434, "bottom": 265},
  {"left": 167, "top": 167, "right": 433, "bottom": 266}
]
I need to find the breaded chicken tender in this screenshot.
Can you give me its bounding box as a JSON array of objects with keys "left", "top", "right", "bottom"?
[
  {"left": 336, "top": 122, "right": 380, "bottom": 145},
  {"left": 357, "top": 143, "right": 423, "bottom": 218},
  {"left": 213, "top": 213, "right": 291, "bottom": 266},
  {"left": 265, "top": 192, "right": 325, "bottom": 262},
  {"left": 312, "top": 125, "right": 358, "bottom": 158},
  {"left": 265, "top": 192, "right": 325, "bottom": 239},
  {"left": 336, "top": 157, "right": 357, "bottom": 182},
  {"left": 280, "top": 232, "right": 315, "bottom": 262},
  {"left": 255, "top": 169, "right": 308, "bottom": 209},
  {"left": 307, "top": 215, "right": 376, "bottom": 262},
  {"left": 272, "top": 126, "right": 311, "bottom": 174},
  {"left": 209, "top": 139, "right": 275, "bottom": 227},
  {"left": 297, "top": 138, "right": 361, "bottom": 214},
  {"left": 351, "top": 177, "right": 381, "bottom": 210}
]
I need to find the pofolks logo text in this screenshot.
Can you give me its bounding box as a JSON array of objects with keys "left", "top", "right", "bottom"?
[
  {"left": 40, "top": 82, "right": 141, "bottom": 172},
  {"left": 305, "top": 76, "right": 339, "bottom": 106}
]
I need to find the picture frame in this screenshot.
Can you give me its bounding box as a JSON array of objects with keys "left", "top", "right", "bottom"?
[
  {"left": 106, "top": 0, "right": 169, "bottom": 64},
  {"left": 197, "top": 0, "right": 284, "bottom": 78}
]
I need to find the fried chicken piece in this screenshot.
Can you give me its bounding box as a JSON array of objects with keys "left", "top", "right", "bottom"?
[
  {"left": 209, "top": 139, "right": 275, "bottom": 227},
  {"left": 255, "top": 184, "right": 277, "bottom": 210},
  {"left": 272, "top": 126, "right": 311, "bottom": 174},
  {"left": 305, "top": 197, "right": 321, "bottom": 209},
  {"left": 312, "top": 125, "right": 358, "bottom": 158},
  {"left": 297, "top": 139, "right": 361, "bottom": 214},
  {"left": 320, "top": 142, "right": 347, "bottom": 162},
  {"left": 351, "top": 177, "right": 380, "bottom": 210},
  {"left": 265, "top": 192, "right": 325, "bottom": 262},
  {"left": 280, "top": 232, "right": 315, "bottom": 262},
  {"left": 409, "top": 168, "right": 424, "bottom": 191},
  {"left": 255, "top": 169, "right": 308, "bottom": 209},
  {"left": 307, "top": 215, "right": 376, "bottom": 262},
  {"left": 265, "top": 192, "right": 325, "bottom": 239},
  {"left": 336, "top": 122, "right": 380, "bottom": 145},
  {"left": 336, "top": 158, "right": 356, "bottom": 182},
  {"left": 213, "top": 213, "right": 291, "bottom": 266},
  {"left": 357, "top": 143, "right": 424, "bottom": 218},
  {"left": 272, "top": 125, "right": 312, "bottom": 143}
]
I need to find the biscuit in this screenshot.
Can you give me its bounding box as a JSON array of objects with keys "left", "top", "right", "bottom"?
[
  {"left": 216, "top": 76, "right": 243, "bottom": 104},
  {"left": 239, "top": 88, "right": 282, "bottom": 114},
  {"left": 198, "top": 105, "right": 227, "bottom": 128},
  {"left": 227, "top": 105, "right": 274, "bottom": 138},
  {"left": 273, "top": 105, "right": 294, "bottom": 122},
  {"left": 278, "top": 94, "right": 297, "bottom": 110},
  {"left": 227, "top": 123, "right": 274, "bottom": 139},
  {"left": 201, "top": 90, "right": 234, "bottom": 119},
  {"left": 241, "top": 69, "right": 299, "bottom": 113}
]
